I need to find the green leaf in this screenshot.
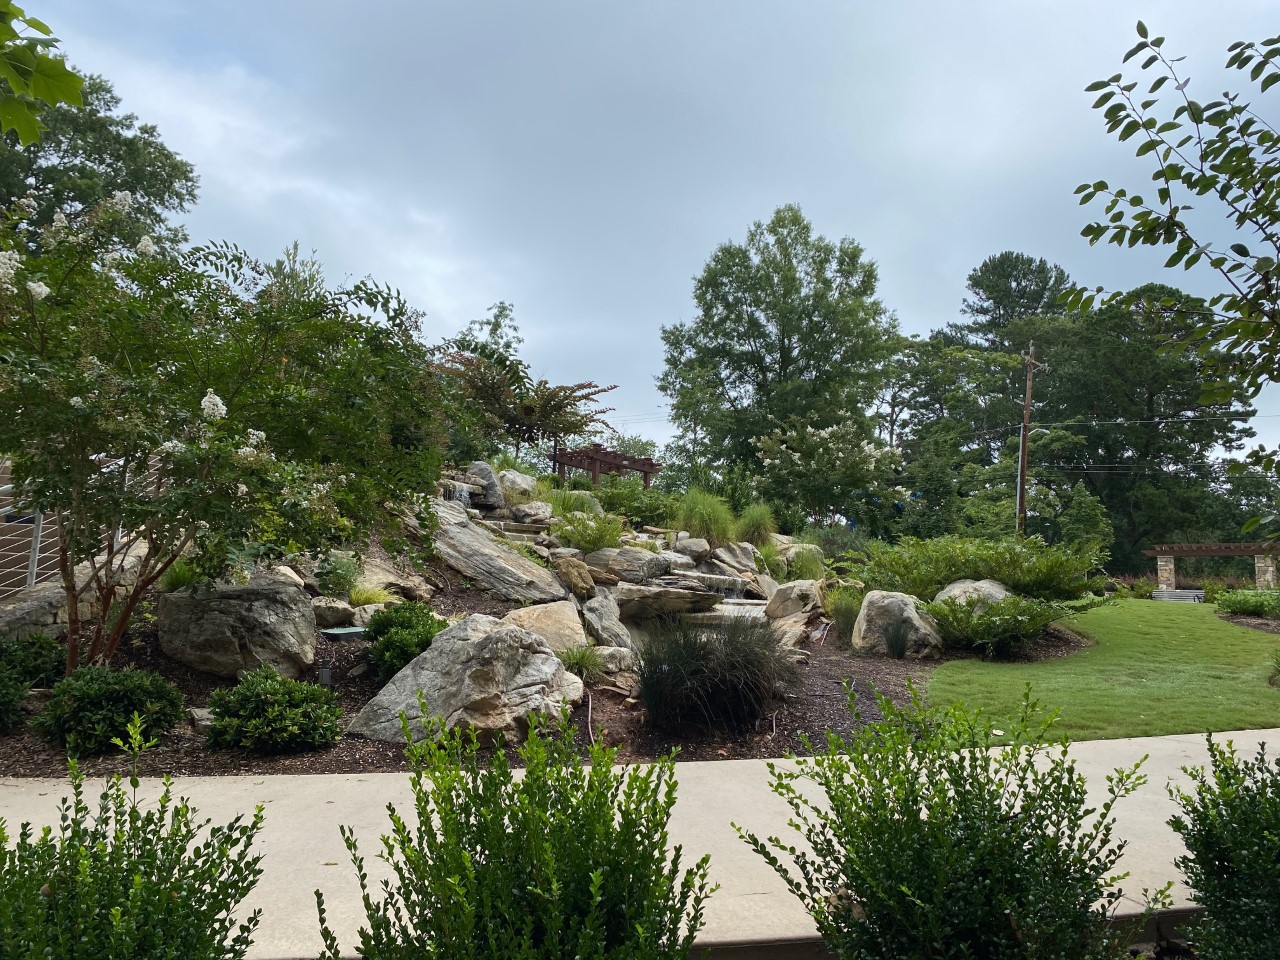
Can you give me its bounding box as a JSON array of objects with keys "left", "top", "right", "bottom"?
[
  {"left": 1230, "top": 242, "right": 1250, "bottom": 257},
  {"left": 0, "top": 95, "right": 41, "bottom": 145},
  {"left": 1084, "top": 79, "right": 1110, "bottom": 92},
  {"left": 1262, "top": 72, "right": 1280, "bottom": 93},
  {"left": 1136, "top": 20, "right": 1148, "bottom": 39}
]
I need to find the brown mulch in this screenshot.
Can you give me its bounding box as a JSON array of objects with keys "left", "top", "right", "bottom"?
[
  {"left": 1219, "top": 612, "right": 1280, "bottom": 636},
  {"left": 0, "top": 586, "right": 1092, "bottom": 778}
]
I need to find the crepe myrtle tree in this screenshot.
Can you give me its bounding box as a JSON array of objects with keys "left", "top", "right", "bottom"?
[
  {"left": 1070, "top": 25, "right": 1280, "bottom": 452},
  {"left": 0, "top": 193, "right": 444, "bottom": 670}
]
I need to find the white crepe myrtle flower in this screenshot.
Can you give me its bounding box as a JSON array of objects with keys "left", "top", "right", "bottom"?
[
  {"left": 157, "top": 439, "right": 185, "bottom": 455},
  {"left": 14, "top": 195, "right": 36, "bottom": 217},
  {"left": 0, "top": 249, "right": 20, "bottom": 292},
  {"left": 200, "top": 389, "right": 227, "bottom": 420},
  {"left": 102, "top": 250, "right": 122, "bottom": 268},
  {"left": 135, "top": 234, "right": 156, "bottom": 256},
  {"left": 68, "top": 396, "right": 85, "bottom": 410},
  {"left": 108, "top": 190, "right": 133, "bottom": 212},
  {"left": 50, "top": 211, "right": 68, "bottom": 232},
  {"left": 26, "top": 280, "right": 49, "bottom": 301},
  {"left": 245, "top": 428, "right": 266, "bottom": 447},
  {"left": 236, "top": 483, "right": 248, "bottom": 497}
]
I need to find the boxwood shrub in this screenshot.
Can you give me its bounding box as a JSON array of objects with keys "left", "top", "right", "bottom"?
[
  {"left": 207, "top": 666, "right": 342, "bottom": 754},
  {"left": 32, "top": 666, "right": 184, "bottom": 756},
  {"left": 365, "top": 603, "right": 450, "bottom": 683}
]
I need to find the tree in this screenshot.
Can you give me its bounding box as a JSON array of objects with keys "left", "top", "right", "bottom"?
[
  {"left": 0, "top": 3, "right": 83, "bottom": 145},
  {"left": 1071, "top": 24, "right": 1280, "bottom": 417},
  {"left": 953, "top": 251, "right": 1071, "bottom": 349},
  {"left": 0, "top": 73, "right": 197, "bottom": 245},
  {"left": 0, "top": 196, "right": 444, "bottom": 669},
  {"left": 658, "top": 204, "right": 896, "bottom": 517}
]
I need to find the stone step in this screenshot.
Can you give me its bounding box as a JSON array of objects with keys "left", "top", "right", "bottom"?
[{"left": 477, "top": 519, "right": 549, "bottom": 536}]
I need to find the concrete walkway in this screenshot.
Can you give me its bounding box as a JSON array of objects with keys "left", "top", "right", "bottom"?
[{"left": 2, "top": 728, "right": 1277, "bottom": 958}]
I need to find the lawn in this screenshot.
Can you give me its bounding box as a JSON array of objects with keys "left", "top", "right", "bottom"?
[{"left": 928, "top": 600, "right": 1280, "bottom": 741}]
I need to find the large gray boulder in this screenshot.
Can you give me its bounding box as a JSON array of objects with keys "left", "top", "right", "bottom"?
[
  {"left": 933, "top": 579, "right": 1010, "bottom": 610},
  {"left": 430, "top": 498, "right": 567, "bottom": 602},
  {"left": 710, "top": 542, "right": 761, "bottom": 575},
  {"left": 497, "top": 468, "right": 539, "bottom": 501},
  {"left": 764, "top": 579, "right": 822, "bottom": 619},
  {"left": 312, "top": 596, "right": 356, "bottom": 628},
  {"left": 158, "top": 573, "right": 317, "bottom": 678},
  {"left": 582, "top": 592, "right": 633, "bottom": 649},
  {"left": 554, "top": 557, "right": 597, "bottom": 601},
  {"left": 466, "top": 461, "right": 506, "bottom": 509},
  {"left": 348, "top": 617, "right": 583, "bottom": 743},
  {"left": 357, "top": 555, "right": 435, "bottom": 602},
  {"left": 778, "top": 542, "right": 824, "bottom": 569},
  {"left": 583, "top": 547, "right": 670, "bottom": 584},
  {"left": 851, "top": 590, "right": 943, "bottom": 660},
  {"left": 673, "top": 537, "right": 711, "bottom": 563},
  {"left": 613, "top": 582, "right": 721, "bottom": 620},
  {"left": 503, "top": 600, "right": 588, "bottom": 652},
  {"left": 511, "top": 501, "right": 553, "bottom": 525}
]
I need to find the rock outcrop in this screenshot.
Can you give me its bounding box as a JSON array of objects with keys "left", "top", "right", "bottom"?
[
  {"left": 430, "top": 498, "right": 567, "bottom": 602},
  {"left": 582, "top": 592, "right": 634, "bottom": 649},
  {"left": 502, "top": 600, "right": 588, "bottom": 652},
  {"left": 851, "top": 590, "right": 943, "bottom": 660},
  {"left": 348, "top": 616, "right": 583, "bottom": 743},
  {"left": 613, "top": 582, "right": 721, "bottom": 620}
]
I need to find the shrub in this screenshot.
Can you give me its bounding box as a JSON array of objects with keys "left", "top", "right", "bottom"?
[
  {"left": 787, "top": 548, "right": 826, "bottom": 583},
  {"left": 925, "top": 595, "right": 1070, "bottom": 659},
  {"left": 365, "top": 601, "right": 449, "bottom": 643},
  {"left": 0, "top": 630, "right": 66, "bottom": 687},
  {"left": 824, "top": 586, "right": 863, "bottom": 646},
  {"left": 1169, "top": 737, "right": 1280, "bottom": 960},
  {"left": 158, "top": 557, "right": 202, "bottom": 593},
  {"left": 0, "top": 719, "right": 265, "bottom": 960},
  {"left": 637, "top": 615, "right": 799, "bottom": 732},
  {"left": 1201, "top": 578, "right": 1230, "bottom": 605},
  {"left": 544, "top": 487, "right": 602, "bottom": 516},
  {"left": 736, "top": 503, "right": 777, "bottom": 547},
  {"left": 568, "top": 474, "right": 594, "bottom": 491},
  {"left": 557, "top": 645, "right": 606, "bottom": 684},
  {"left": 848, "top": 535, "right": 1101, "bottom": 602},
  {"left": 207, "top": 666, "right": 342, "bottom": 754},
  {"left": 738, "top": 688, "right": 1144, "bottom": 960},
  {"left": 316, "top": 552, "right": 361, "bottom": 597},
  {"left": 33, "top": 666, "right": 185, "bottom": 756},
  {"left": 1216, "top": 589, "right": 1280, "bottom": 619},
  {"left": 670, "top": 489, "right": 736, "bottom": 546},
  {"left": 349, "top": 584, "right": 396, "bottom": 607},
  {"left": 365, "top": 603, "right": 449, "bottom": 682},
  {"left": 1130, "top": 576, "right": 1156, "bottom": 599},
  {"left": 316, "top": 714, "right": 713, "bottom": 960},
  {"left": 0, "top": 670, "right": 24, "bottom": 734},
  {"left": 596, "top": 477, "right": 675, "bottom": 529},
  {"left": 797, "top": 523, "right": 866, "bottom": 560},
  {"left": 552, "top": 512, "right": 626, "bottom": 553}
]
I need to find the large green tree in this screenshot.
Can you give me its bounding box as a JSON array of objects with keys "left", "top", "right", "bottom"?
[
  {"left": 951, "top": 251, "right": 1071, "bottom": 350},
  {"left": 658, "top": 204, "right": 896, "bottom": 515},
  {"left": 0, "top": 73, "right": 197, "bottom": 244}
]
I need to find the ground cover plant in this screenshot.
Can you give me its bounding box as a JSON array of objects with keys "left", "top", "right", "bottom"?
[
  {"left": 0, "top": 632, "right": 66, "bottom": 688},
  {"left": 637, "top": 615, "right": 799, "bottom": 732},
  {"left": 925, "top": 595, "right": 1071, "bottom": 659},
  {"left": 550, "top": 512, "right": 625, "bottom": 553},
  {"left": 206, "top": 666, "right": 342, "bottom": 754},
  {"left": 1169, "top": 737, "right": 1280, "bottom": 960},
  {"left": 316, "top": 714, "right": 713, "bottom": 959},
  {"left": 0, "top": 718, "right": 265, "bottom": 960},
  {"left": 33, "top": 666, "right": 185, "bottom": 756},
  {"left": 930, "top": 602, "right": 1280, "bottom": 740},
  {"left": 847, "top": 535, "right": 1101, "bottom": 602},
  {"left": 738, "top": 688, "right": 1143, "bottom": 960}
]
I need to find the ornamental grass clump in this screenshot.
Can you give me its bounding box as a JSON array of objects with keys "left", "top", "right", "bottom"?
[
  {"left": 1169, "top": 737, "right": 1280, "bottom": 960},
  {"left": 735, "top": 503, "right": 777, "bottom": 547},
  {"left": 738, "top": 688, "right": 1144, "bottom": 960},
  {"left": 551, "top": 512, "right": 625, "bottom": 553},
  {"left": 0, "top": 717, "right": 265, "bottom": 960},
  {"left": 670, "top": 489, "right": 736, "bottom": 546},
  {"left": 206, "top": 666, "right": 342, "bottom": 754},
  {"left": 316, "top": 713, "right": 713, "bottom": 960}
]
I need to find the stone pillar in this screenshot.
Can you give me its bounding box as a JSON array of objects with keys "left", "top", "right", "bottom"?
[
  {"left": 1255, "top": 554, "right": 1276, "bottom": 590},
  {"left": 1156, "top": 555, "right": 1176, "bottom": 591}
]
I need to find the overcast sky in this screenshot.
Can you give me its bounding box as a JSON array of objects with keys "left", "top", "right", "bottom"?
[{"left": 53, "top": 0, "right": 1280, "bottom": 450}]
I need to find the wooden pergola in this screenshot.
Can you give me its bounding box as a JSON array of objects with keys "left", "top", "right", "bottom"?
[
  {"left": 1142, "top": 542, "right": 1277, "bottom": 590},
  {"left": 551, "top": 443, "right": 662, "bottom": 488}
]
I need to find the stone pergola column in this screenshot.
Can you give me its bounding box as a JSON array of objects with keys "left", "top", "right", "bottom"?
[
  {"left": 1156, "top": 555, "right": 1176, "bottom": 591},
  {"left": 1255, "top": 553, "right": 1276, "bottom": 590}
]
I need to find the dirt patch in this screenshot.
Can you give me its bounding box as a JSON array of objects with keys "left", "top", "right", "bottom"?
[{"left": 1219, "top": 612, "right": 1280, "bottom": 636}]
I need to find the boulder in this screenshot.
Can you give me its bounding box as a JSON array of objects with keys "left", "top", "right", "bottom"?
[
  {"left": 613, "top": 582, "right": 721, "bottom": 621},
  {"left": 614, "top": 546, "right": 671, "bottom": 583},
  {"left": 312, "top": 596, "right": 356, "bottom": 628},
  {"left": 269, "top": 565, "right": 306, "bottom": 589},
  {"left": 554, "top": 557, "right": 597, "bottom": 601},
  {"left": 933, "top": 578, "right": 1010, "bottom": 610},
  {"left": 765, "top": 579, "right": 823, "bottom": 619},
  {"left": 778, "top": 542, "right": 824, "bottom": 569},
  {"left": 549, "top": 547, "right": 583, "bottom": 562},
  {"left": 357, "top": 556, "right": 435, "bottom": 603},
  {"left": 711, "top": 542, "right": 762, "bottom": 575},
  {"left": 582, "top": 593, "right": 633, "bottom": 649},
  {"left": 497, "top": 468, "right": 539, "bottom": 501},
  {"left": 673, "top": 537, "right": 711, "bottom": 562},
  {"left": 158, "top": 574, "right": 317, "bottom": 679},
  {"left": 466, "top": 461, "right": 506, "bottom": 509},
  {"left": 851, "top": 590, "right": 943, "bottom": 660},
  {"left": 348, "top": 617, "right": 583, "bottom": 743},
  {"left": 772, "top": 611, "right": 816, "bottom": 649},
  {"left": 661, "top": 550, "right": 696, "bottom": 572},
  {"left": 511, "top": 501, "right": 553, "bottom": 525},
  {"left": 755, "top": 573, "right": 781, "bottom": 601},
  {"left": 503, "top": 600, "right": 588, "bottom": 652},
  {"left": 352, "top": 603, "right": 388, "bottom": 627},
  {"left": 430, "top": 497, "right": 567, "bottom": 602},
  {"left": 596, "top": 645, "right": 636, "bottom": 674},
  {"left": 589, "top": 568, "right": 621, "bottom": 586}
]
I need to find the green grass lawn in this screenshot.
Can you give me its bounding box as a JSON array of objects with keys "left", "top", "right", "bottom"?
[{"left": 928, "top": 601, "right": 1280, "bottom": 741}]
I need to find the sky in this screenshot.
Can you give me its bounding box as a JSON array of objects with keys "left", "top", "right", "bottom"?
[{"left": 52, "top": 0, "right": 1280, "bottom": 451}]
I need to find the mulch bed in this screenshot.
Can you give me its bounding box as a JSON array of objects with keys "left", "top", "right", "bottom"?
[
  {"left": 1218, "top": 612, "right": 1280, "bottom": 636},
  {"left": 0, "top": 581, "right": 1091, "bottom": 779}
]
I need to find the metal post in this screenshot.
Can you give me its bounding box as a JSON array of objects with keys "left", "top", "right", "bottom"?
[{"left": 25, "top": 512, "right": 42, "bottom": 588}]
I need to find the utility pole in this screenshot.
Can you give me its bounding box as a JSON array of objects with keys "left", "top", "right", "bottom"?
[{"left": 1015, "top": 342, "right": 1047, "bottom": 537}]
